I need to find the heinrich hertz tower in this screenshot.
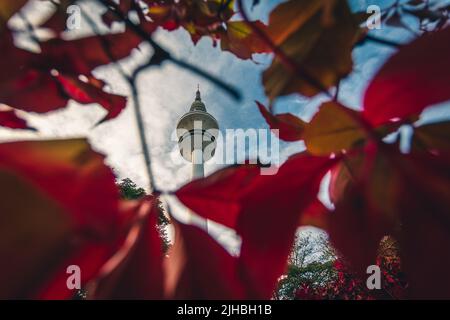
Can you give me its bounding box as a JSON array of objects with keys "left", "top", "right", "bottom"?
[
  {"left": 176, "top": 87, "right": 218, "bottom": 179},
  {"left": 176, "top": 87, "right": 219, "bottom": 178},
  {"left": 176, "top": 87, "right": 219, "bottom": 231}
]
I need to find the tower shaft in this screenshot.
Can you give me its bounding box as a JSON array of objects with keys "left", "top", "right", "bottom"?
[{"left": 192, "top": 149, "right": 204, "bottom": 179}]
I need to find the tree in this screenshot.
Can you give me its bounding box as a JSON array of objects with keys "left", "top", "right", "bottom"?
[
  {"left": 290, "top": 236, "right": 407, "bottom": 300},
  {"left": 118, "top": 178, "right": 171, "bottom": 253},
  {"left": 118, "top": 178, "right": 146, "bottom": 200},
  {"left": 275, "top": 231, "right": 337, "bottom": 300}
]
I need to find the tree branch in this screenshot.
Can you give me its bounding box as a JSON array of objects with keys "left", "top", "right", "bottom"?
[
  {"left": 79, "top": 3, "right": 158, "bottom": 193},
  {"left": 363, "top": 34, "right": 404, "bottom": 48},
  {"left": 97, "top": 0, "right": 241, "bottom": 101},
  {"left": 129, "top": 76, "right": 158, "bottom": 194}
]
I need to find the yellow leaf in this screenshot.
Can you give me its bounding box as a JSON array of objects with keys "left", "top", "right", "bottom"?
[
  {"left": 147, "top": 5, "right": 170, "bottom": 17},
  {"left": 304, "top": 101, "right": 366, "bottom": 155},
  {"left": 267, "top": 0, "right": 327, "bottom": 45},
  {"left": 221, "top": 20, "right": 271, "bottom": 60},
  {"left": 263, "top": 0, "right": 360, "bottom": 100}
]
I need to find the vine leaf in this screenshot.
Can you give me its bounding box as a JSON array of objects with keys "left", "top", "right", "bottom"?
[
  {"left": 298, "top": 198, "right": 330, "bottom": 230},
  {"left": 0, "top": 28, "right": 142, "bottom": 121},
  {"left": 220, "top": 21, "right": 271, "bottom": 60},
  {"left": 304, "top": 101, "right": 366, "bottom": 155},
  {"left": 56, "top": 74, "right": 127, "bottom": 124},
  {"left": 0, "top": 109, "right": 35, "bottom": 130},
  {"left": 363, "top": 28, "right": 450, "bottom": 126},
  {"left": 165, "top": 221, "right": 245, "bottom": 299},
  {"left": 0, "top": 139, "right": 121, "bottom": 299},
  {"left": 263, "top": 0, "right": 360, "bottom": 100},
  {"left": 176, "top": 153, "right": 338, "bottom": 298},
  {"left": 256, "top": 101, "right": 306, "bottom": 142},
  {"left": 328, "top": 143, "right": 450, "bottom": 298},
  {"left": 89, "top": 198, "right": 164, "bottom": 299},
  {"left": 328, "top": 144, "right": 402, "bottom": 276}
]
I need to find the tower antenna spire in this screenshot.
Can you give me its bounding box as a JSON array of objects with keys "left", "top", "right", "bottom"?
[{"left": 196, "top": 84, "right": 201, "bottom": 101}]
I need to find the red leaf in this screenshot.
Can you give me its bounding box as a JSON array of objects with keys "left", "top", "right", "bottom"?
[
  {"left": 0, "top": 32, "right": 66, "bottom": 113},
  {"left": 0, "top": 139, "right": 121, "bottom": 298},
  {"left": 38, "top": 0, "right": 71, "bottom": 34},
  {"left": 89, "top": 198, "right": 164, "bottom": 299},
  {"left": 328, "top": 144, "right": 398, "bottom": 275},
  {"left": 36, "top": 199, "right": 158, "bottom": 299},
  {"left": 165, "top": 221, "right": 245, "bottom": 299},
  {"left": 256, "top": 101, "right": 305, "bottom": 141},
  {"left": 162, "top": 20, "right": 180, "bottom": 31},
  {"left": 176, "top": 153, "right": 337, "bottom": 298},
  {"left": 328, "top": 153, "right": 361, "bottom": 205},
  {"left": 393, "top": 152, "right": 450, "bottom": 298},
  {"left": 0, "top": 70, "right": 67, "bottom": 113},
  {"left": 0, "top": 29, "right": 140, "bottom": 121},
  {"left": 38, "top": 30, "right": 143, "bottom": 75},
  {"left": 238, "top": 156, "right": 336, "bottom": 298},
  {"left": 363, "top": 28, "right": 450, "bottom": 126},
  {"left": 176, "top": 165, "right": 258, "bottom": 230},
  {"left": 328, "top": 183, "right": 390, "bottom": 275},
  {"left": 56, "top": 74, "right": 127, "bottom": 123},
  {"left": 0, "top": 109, "right": 35, "bottom": 130},
  {"left": 327, "top": 144, "right": 450, "bottom": 298},
  {"left": 0, "top": 139, "right": 120, "bottom": 236},
  {"left": 299, "top": 197, "right": 330, "bottom": 229},
  {"left": 37, "top": 243, "right": 120, "bottom": 299}
]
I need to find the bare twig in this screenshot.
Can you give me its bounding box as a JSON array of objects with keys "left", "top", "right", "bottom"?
[
  {"left": 334, "top": 80, "right": 340, "bottom": 102},
  {"left": 129, "top": 76, "right": 158, "bottom": 193},
  {"left": 364, "top": 34, "right": 404, "bottom": 48},
  {"left": 78, "top": 5, "right": 130, "bottom": 80},
  {"left": 19, "top": 12, "right": 40, "bottom": 45},
  {"left": 97, "top": 0, "right": 241, "bottom": 101},
  {"left": 79, "top": 3, "right": 158, "bottom": 193}
]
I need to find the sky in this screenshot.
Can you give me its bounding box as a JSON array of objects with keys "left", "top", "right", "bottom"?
[{"left": 2, "top": 0, "right": 450, "bottom": 248}]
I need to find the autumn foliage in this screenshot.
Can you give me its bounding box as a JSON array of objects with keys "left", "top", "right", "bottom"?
[
  {"left": 0, "top": 0, "right": 450, "bottom": 299},
  {"left": 291, "top": 237, "right": 407, "bottom": 300}
]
